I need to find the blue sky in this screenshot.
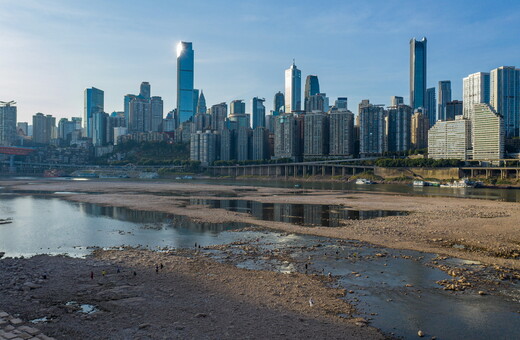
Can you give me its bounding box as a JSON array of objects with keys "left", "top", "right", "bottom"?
[{"left": 1, "top": 0, "right": 520, "bottom": 122}]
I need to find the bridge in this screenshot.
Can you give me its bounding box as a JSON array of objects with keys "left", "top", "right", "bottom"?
[
  {"left": 0, "top": 146, "right": 35, "bottom": 173},
  {"left": 207, "top": 159, "right": 377, "bottom": 178}
]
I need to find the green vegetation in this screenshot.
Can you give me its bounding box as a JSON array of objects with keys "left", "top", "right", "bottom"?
[
  {"left": 349, "top": 171, "right": 384, "bottom": 182},
  {"left": 95, "top": 141, "right": 191, "bottom": 165},
  {"left": 375, "top": 158, "right": 464, "bottom": 168},
  {"left": 212, "top": 158, "right": 293, "bottom": 166}
]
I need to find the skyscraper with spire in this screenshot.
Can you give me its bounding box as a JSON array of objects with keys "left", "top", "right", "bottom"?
[
  {"left": 285, "top": 60, "right": 302, "bottom": 113},
  {"left": 410, "top": 37, "right": 427, "bottom": 110},
  {"left": 176, "top": 41, "right": 195, "bottom": 125},
  {"left": 196, "top": 90, "right": 207, "bottom": 115}
]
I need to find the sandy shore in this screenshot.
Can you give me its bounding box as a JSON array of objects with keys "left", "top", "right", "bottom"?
[
  {"left": 0, "top": 248, "right": 382, "bottom": 339},
  {"left": 3, "top": 179, "right": 519, "bottom": 270}
]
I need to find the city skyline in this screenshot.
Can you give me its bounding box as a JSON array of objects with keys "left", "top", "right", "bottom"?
[{"left": 2, "top": 0, "right": 520, "bottom": 123}]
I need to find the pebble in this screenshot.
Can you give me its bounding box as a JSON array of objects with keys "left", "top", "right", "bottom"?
[
  {"left": 418, "top": 330, "right": 424, "bottom": 337},
  {"left": 0, "top": 311, "right": 53, "bottom": 340}
]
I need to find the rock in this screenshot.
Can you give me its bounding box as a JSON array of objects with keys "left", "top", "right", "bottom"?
[
  {"left": 138, "top": 323, "right": 151, "bottom": 329},
  {"left": 418, "top": 330, "right": 424, "bottom": 337},
  {"left": 23, "top": 282, "right": 42, "bottom": 289},
  {"left": 195, "top": 313, "right": 207, "bottom": 318},
  {"left": 405, "top": 284, "right": 413, "bottom": 287},
  {"left": 10, "top": 318, "right": 23, "bottom": 325},
  {"left": 478, "top": 291, "right": 486, "bottom": 295}
]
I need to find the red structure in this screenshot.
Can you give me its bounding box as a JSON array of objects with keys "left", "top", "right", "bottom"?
[{"left": 0, "top": 146, "right": 34, "bottom": 156}]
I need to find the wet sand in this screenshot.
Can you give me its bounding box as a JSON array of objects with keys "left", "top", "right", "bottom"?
[
  {"left": 3, "top": 179, "right": 519, "bottom": 270},
  {"left": 0, "top": 249, "right": 382, "bottom": 339}
]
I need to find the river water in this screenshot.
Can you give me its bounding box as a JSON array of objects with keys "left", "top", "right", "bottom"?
[{"left": 0, "top": 190, "right": 519, "bottom": 339}]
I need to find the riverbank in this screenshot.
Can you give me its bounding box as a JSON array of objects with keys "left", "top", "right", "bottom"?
[
  {"left": 1, "top": 178, "right": 520, "bottom": 270},
  {"left": 0, "top": 248, "right": 382, "bottom": 339}
]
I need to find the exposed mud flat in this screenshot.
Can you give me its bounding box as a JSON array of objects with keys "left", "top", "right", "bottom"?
[{"left": 0, "top": 249, "right": 383, "bottom": 339}]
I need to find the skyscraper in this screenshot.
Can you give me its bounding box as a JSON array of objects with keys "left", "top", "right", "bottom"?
[
  {"left": 446, "top": 100, "right": 463, "bottom": 121},
  {"left": 329, "top": 110, "right": 354, "bottom": 157},
  {"left": 84, "top": 87, "right": 104, "bottom": 138},
  {"left": 463, "top": 72, "right": 490, "bottom": 121},
  {"left": 151, "top": 96, "right": 164, "bottom": 132},
  {"left": 32, "top": 113, "right": 55, "bottom": 144},
  {"left": 285, "top": 61, "right": 301, "bottom": 113},
  {"left": 304, "top": 75, "right": 320, "bottom": 112},
  {"left": 252, "top": 97, "right": 266, "bottom": 129},
  {"left": 472, "top": 103, "right": 504, "bottom": 160},
  {"left": 410, "top": 37, "right": 427, "bottom": 109},
  {"left": 273, "top": 91, "right": 285, "bottom": 114},
  {"left": 390, "top": 96, "right": 404, "bottom": 107},
  {"left": 411, "top": 110, "right": 429, "bottom": 149},
  {"left": 177, "top": 41, "right": 195, "bottom": 125},
  {"left": 490, "top": 66, "right": 520, "bottom": 138},
  {"left": 230, "top": 100, "right": 246, "bottom": 115},
  {"left": 304, "top": 112, "right": 329, "bottom": 157},
  {"left": 140, "top": 82, "right": 151, "bottom": 100},
  {"left": 196, "top": 90, "right": 207, "bottom": 115},
  {"left": 437, "top": 81, "right": 452, "bottom": 121},
  {"left": 0, "top": 102, "right": 17, "bottom": 146},
  {"left": 386, "top": 104, "right": 412, "bottom": 153},
  {"left": 335, "top": 97, "right": 348, "bottom": 110},
  {"left": 359, "top": 103, "right": 386, "bottom": 156},
  {"left": 210, "top": 103, "right": 227, "bottom": 131},
  {"left": 425, "top": 87, "right": 436, "bottom": 126}
]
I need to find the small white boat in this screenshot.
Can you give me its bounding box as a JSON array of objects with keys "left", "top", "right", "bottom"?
[
  {"left": 413, "top": 180, "right": 425, "bottom": 187},
  {"left": 440, "top": 178, "right": 475, "bottom": 188},
  {"left": 355, "top": 178, "right": 374, "bottom": 185}
]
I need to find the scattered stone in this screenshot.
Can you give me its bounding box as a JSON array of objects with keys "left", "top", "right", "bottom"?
[
  {"left": 418, "top": 329, "right": 424, "bottom": 337},
  {"left": 9, "top": 318, "right": 23, "bottom": 325},
  {"left": 138, "top": 323, "right": 151, "bottom": 329},
  {"left": 478, "top": 291, "right": 486, "bottom": 295},
  {"left": 195, "top": 313, "right": 207, "bottom": 318}
]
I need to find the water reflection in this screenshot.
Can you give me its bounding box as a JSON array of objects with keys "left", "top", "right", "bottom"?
[{"left": 187, "top": 199, "right": 407, "bottom": 227}]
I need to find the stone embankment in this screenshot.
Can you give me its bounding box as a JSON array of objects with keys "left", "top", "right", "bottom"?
[{"left": 0, "top": 311, "right": 54, "bottom": 340}]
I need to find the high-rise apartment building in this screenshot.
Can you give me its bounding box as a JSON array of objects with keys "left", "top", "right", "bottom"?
[
  {"left": 128, "top": 96, "right": 151, "bottom": 132},
  {"left": 285, "top": 61, "right": 302, "bottom": 113},
  {"left": 329, "top": 110, "right": 354, "bottom": 157},
  {"left": 335, "top": 97, "right": 348, "bottom": 110},
  {"left": 411, "top": 110, "right": 429, "bottom": 149},
  {"left": 0, "top": 102, "right": 17, "bottom": 146},
  {"left": 274, "top": 114, "right": 302, "bottom": 160},
  {"left": 210, "top": 103, "right": 227, "bottom": 131},
  {"left": 306, "top": 93, "right": 329, "bottom": 113},
  {"left": 84, "top": 87, "right": 104, "bottom": 138},
  {"left": 490, "top": 66, "right": 520, "bottom": 138},
  {"left": 236, "top": 127, "right": 252, "bottom": 161},
  {"left": 472, "top": 103, "right": 504, "bottom": 160},
  {"left": 410, "top": 37, "right": 427, "bottom": 109},
  {"left": 304, "top": 112, "right": 329, "bottom": 157},
  {"left": 386, "top": 104, "right": 412, "bottom": 153},
  {"left": 190, "top": 130, "right": 218, "bottom": 166},
  {"left": 252, "top": 97, "right": 266, "bottom": 129},
  {"left": 425, "top": 87, "right": 436, "bottom": 126},
  {"left": 177, "top": 41, "right": 195, "bottom": 125},
  {"left": 390, "top": 96, "right": 404, "bottom": 107},
  {"left": 359, "top": 103, "right": 386, "bottom": 156},
  {"left": 252, "top": 127, "right": 269, "bottom": 160},
  {"left": 58, "top": 118, "right": 77, "bottom": 144},
  {"left": 437, "top": 81, "right": 452, "bottom": 121},
  {"left": 428, "top": 116, "right": 471, "bottom": 160},
  {"left": 304, "top": 75, "right": 320, "bottom": 112},
  {"left": 151, "top": 96, "right": 164, "bottom": 132},
  {"left": 32, "top": 113, "right": 55, "bottom": 144},
  {"left": 463, "top": 72, "right": 490, "bottom": 121},
  {"left": 140, "top": 82, "right": 151, "bottom": 100},
  {"left": 220, "top": 128, "right": 235, "bottom": 161}
]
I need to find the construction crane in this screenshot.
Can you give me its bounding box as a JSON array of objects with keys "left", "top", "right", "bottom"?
[{"left": 0, "top": 101, "right": 16, "bottom": 107}]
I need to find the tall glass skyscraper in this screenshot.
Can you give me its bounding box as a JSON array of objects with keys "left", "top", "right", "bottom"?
[
  {"left": 490, "top": 66, "right": 520, "bottom": 138},
  {"left": 437, "top": 81, "right": 452, "bottom": 121},
  {"left": 252, "top": 97, "right": 266, "bottom": 129},
  {"left": 273, "top": 92, "right": 285, "bottom": 114},
  {"left": 84, "top": 87, "right": 104, "bottom": 138},
  {"left": 425, "top": 87, "right": 436, "bottom": 127},
  {"left": 304, "top": 75, "right": 320, "bottom": 112},
  {"left": 285, "top": 61, "right": 301, "bottom": 113},
  {"left": 463, "top": 72, "right": 490, "bottom": 121},
  {"left": 176, "top": 41, "right": 195, "bottom": 125},
  {"left": 410, "top": 37, "right": 427, "bottom": 109}
]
